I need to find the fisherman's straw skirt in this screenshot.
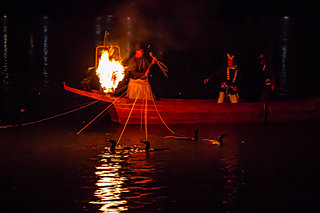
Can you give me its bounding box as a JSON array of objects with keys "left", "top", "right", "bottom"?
[{"left": 127, "top": 79, "right": 154, "bottom": 100}]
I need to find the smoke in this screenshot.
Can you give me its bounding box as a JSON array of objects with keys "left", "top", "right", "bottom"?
[
  {"left": 111, "top": 0, "right": 219, "bottom": 55},
  {"left": 103, "top": 0, "right": 245, "bottom": 81}
]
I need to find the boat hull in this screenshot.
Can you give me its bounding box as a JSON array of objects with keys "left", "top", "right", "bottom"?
[{"left": 64, "top": 84, "right": 320, "bottom": 124}]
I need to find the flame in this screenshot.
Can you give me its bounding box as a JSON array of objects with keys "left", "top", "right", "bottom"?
[{"left": 96, "top": 50, "right": 125, "bottom": 93}]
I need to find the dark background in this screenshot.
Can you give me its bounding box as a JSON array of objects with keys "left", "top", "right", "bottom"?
[
  {"left": 1, "top": 0, "right": 319, "bottom": 115},
  {"left": 1, "top": 2, "right": 320, "bottom": 212}
]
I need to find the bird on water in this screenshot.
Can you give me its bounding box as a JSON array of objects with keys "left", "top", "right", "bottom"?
[
  {"left": 139, "top": 141, "right": 169, "bottom": 152},
  {"left": 106, "top": 139, "right": 132, "bottom": 152},
  {"left": 202, "top": 134, "right": 227, "bottom": 148}
]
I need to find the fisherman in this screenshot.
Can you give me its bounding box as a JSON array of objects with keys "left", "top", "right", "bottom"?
[
  {"left": 126, "top": 43, "right": 157, "bottom": 100},
  {"left": 204, "top": 52, "right": 241, "bottom": 103},
  {"left": 81, "top": 67, "right": 99, "bottom": 91}
]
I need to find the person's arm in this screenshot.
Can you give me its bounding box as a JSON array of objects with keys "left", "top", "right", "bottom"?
[
  {"left": 204, "top": 66, "right": 224, "bottom": 85},
  {"left": 231, "top": 67, "right": 241, "bottom": 92},
  {"left": 204, "top": 72, "right": 216, "bottom": 84},
  {"left": 269, "top": 66, "right": 276, "bottom": 91},
  {"left": 145, "top": 57, "right": 157, "bottom": 74},
  {"left": 204, "top": 77, "right": 211, "bottom": 84}
]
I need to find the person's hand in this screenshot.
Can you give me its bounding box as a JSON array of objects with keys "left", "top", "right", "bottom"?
[
  {"left": 140, "top": 69, "right": 149, "bottom": 80},
  {"left": 204, "top": 78, "right": 210, "bottom": 84},
  {"left": 271, "top": 85, "right": 275, "bottom": 91},
  {"left": 231, "top": 86, "right": 238, "bottom": 92},
  {"left": 151, "top": 57, "right": 157, "bottom": 65}
]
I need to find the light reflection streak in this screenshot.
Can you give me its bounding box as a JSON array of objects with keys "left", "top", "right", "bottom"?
[
  {"left": 91, "top": 145, "right": 165, "bottom": 212},
  {"left": 42, "top": 16, "right": 49, "bottom": 88},
  {"left": 1, "top": 15, "right": 9, "bottom": 91},
  {"left": 90, "top": 152, "right": 129, "bottom": 212},
  {"left": 95, "top": 16, "right": 102, "bottom": 36},
  {"left": 124, "top": 153, "right": 166, "bottom": 208},
  {"left": 279, "top": 16, "right": 290, "bottom": 97},
  {"left": 219, "top": 142, "right": 245, "bottom": 210},
  {"left": 94, "top": 15, "right": 113, "bottom": 43}
]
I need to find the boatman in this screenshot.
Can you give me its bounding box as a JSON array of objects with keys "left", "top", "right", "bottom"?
[
  {"left": 126, "top": 43, "right": 157, "bottom": 100},
  {"left": 257, "top": 53, "right": 275, "bottom": 101},
  {"left": 204, "top": 52, "right": 241, "bottom": 103}
]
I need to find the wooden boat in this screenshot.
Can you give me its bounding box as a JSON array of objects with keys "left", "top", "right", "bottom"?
[{"left": 64, "top": 83, "right": 320, "bottom": 124}]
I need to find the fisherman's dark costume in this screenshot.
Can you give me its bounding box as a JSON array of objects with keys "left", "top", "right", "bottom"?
[
  {"left": 218, "top": 66, "right": 240, "bottom": 103},
  {"left": 258, "top": 64, "right": 274, "bottom": 101},
  {"left": 126, "top": 52, "right": 153, "bottom": 100},
  {"left": 127, "top": 56, "right": 150, "bottom": 80}
]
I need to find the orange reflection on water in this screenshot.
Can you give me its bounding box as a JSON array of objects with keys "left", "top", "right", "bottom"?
[
  {"left": 91, "top": 143, "right": 166, "bottom": 212},
  {"left": 90, "top": 152, "right": 129, "bottom": 212},
  {"left": 219, "top": 141, "right": 245, "bottom": 209}
]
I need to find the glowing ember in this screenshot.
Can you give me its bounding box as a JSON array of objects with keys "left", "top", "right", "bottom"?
[{"left": 96, "top": 50, "right": 125, "bottom": 93}]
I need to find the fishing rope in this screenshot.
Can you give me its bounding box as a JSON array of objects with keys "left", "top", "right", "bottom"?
[
  {"left": 150, "top": 96, "right": 175, "bottom": 134},
  {"left": 76, "top": 92, "right": 127, "bottom": 135},
  {"left": 144, "top": 95, "right": 148, "bottom": 141},
  {"left": 0, "top": 100, "right": 100, "bottom": 129},
  {"left": 156, "top": 60, "right": 168, "bottom": 78},
  {"left": 111, "top": 83, "right": 128, "bottom": 94},
  {"left": 140, "top": 100, "right": 144, "bottom": 133},
  {"left": 116, "top": 90, "right": 140, "bottom": 146},
  {"left": 149, "top": 52, "right": 168, "bottom": 78}
]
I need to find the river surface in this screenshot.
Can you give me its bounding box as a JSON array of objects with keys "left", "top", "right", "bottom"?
[{"left": 1, "top": 120, "right": 319, "bottom": 212}]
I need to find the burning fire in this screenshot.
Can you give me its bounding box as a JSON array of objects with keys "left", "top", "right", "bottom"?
[{"left": 96, "top": 50, "right": 125, "bottom": 93}]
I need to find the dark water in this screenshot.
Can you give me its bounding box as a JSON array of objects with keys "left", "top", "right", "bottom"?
[{"left": 1, "top": 120, "right": 320, "bottom": 212}]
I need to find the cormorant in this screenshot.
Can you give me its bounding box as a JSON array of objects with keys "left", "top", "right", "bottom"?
[
  {"left": 202, "top": 134, "right": 227, "bottom": 148},
  {"left": 139, "top": 141, "right": 169, "bottom": 152},
  {"left": 106, "top": 139, "right": 132, "bottom": 151}
]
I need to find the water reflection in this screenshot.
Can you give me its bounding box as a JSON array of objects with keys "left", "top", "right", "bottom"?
[
  {"left": 94, "top": 15, "right": 115, "bottom": 43},
  {"left": 219, "top": 142, "right": 245, "bottom": 211},
  {"left": 91, "top": 145, "right": 166, "bottom": 212},
  {"left": 1, "top": 15, "right": 9, "bottom": 93},
  {"left": 90, "top": 151, "right": 129, "bottom": 212},
  {"left": 41, "top": 16, "right": 49, "bottom": 89},
  {"left": 279, "top": 16, "right": 290, "bottom": 98},
  {"left": 125, "top": 152, "right": 167, "bottom": 208}
]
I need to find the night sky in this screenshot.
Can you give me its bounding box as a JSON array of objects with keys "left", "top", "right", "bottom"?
[{"left": 1, "top": 0, "right": 314, "bottom": 16}]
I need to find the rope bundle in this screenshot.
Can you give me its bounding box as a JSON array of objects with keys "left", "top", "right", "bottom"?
[{"left": 149, "top": 52, "right": 168, "bottom": 78}]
